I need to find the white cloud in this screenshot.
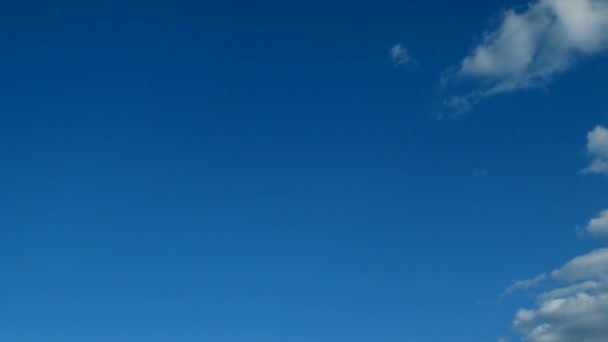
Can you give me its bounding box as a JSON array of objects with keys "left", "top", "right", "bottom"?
[
  {"left": 537, "top": 281, "right": 600, "bottom": 302},
  {"left": 445, "top": 0, "right": 608, "bottom": 110},
  {"left": 551, "top": 248, "right": 608, "bottom": 282},
  {"left": 503, "top": 273, "right": 547, "bottom": 295},
  {"left": 582, "top": 125, "right": 608, "bottom": 175},
  {"left": 585, "top": 209, "right": 608, "bottom": 236},
  {"left": 508, "top": 248, "right": 608, "bottom": 341},
  {"left": 499, "top": 126, "right": 608, "bottom": 342},
  {"left": 513, "top": 292, "right": 608, "bottom": 341},
  {"left": 390, "top": 43, "right": 416, "bottom": 66}
]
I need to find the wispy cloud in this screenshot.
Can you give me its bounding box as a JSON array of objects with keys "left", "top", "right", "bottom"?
[
  {"left": 503, "top": 273, "right": 547, "bottom": 296},
  {"left": 390, "top": 43, "right": 416, "bottom": 66},
  {"left": 536, "top": 280, "right": 600, "bottom": 302},
  {"left": 444, "top": 0, "right": 608, "bottom": 111},
  {"left": 582, "top": 125, "right": 608, "bottom": 175}
]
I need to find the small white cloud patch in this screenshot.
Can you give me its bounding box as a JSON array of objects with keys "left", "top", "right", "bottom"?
[
  {"left": 585, "top": 209, "right": 608, "bottom": 236},
  {"left": 445, "top": 0, "right": 608, "bottom": 110},
  {"left": 582, "top": 125, "right": 608, "bottom": 175},
  {"left": 390, "top": 43, "right": 415, "bottom": 66}
]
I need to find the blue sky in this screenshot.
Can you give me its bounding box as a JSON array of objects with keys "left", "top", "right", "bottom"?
[{"left": 2, "top": 0, "right": 608, "bottom": 341}]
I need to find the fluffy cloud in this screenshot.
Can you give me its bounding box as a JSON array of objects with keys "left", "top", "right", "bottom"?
[
  {"left": 551, "top": 248, "right": 608, "bottom": 282},
  {"left": 513, "top": 292, "right": 608, "bottom": 341},
  {"left": 503, "top": 127, "right": 608, "bottom": 341},
  {"left": 508, "top": 248, "right": 608, "bottom": 341},
  {"left": 585, "top": 209, "right": 608, "bottom": 236},
  {"left": 390, "top": 43, "right": 416, "bottom": 66},
  {"left": 582, "top": 125, "right": 608, "bottom": 175},
  {"left": 446, "top": 0, "right": 608, "bottom": 110}
]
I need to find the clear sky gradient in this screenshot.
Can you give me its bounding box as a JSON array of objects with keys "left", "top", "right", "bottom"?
[{"left": 2, "top": 0, "right": 608, "bottom": 341}]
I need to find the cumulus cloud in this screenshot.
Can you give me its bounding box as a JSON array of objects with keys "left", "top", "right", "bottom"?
[
  {"left": 513, "top": 292, "right": 608, "bottom": 341},
  {"left": 582, "top": 125, "right": 608, "bottom": 175},
  {"left": 502, "top": 126, "right": 608, "bottom": 341},
  {"left": 584, "top": 209, "right": 608, "bottom": 236},
  {"left": 551, "top": 248, "right": 608, "bottom": 282},
  {"left": 390, "top": 43, "right": 416, "bottom": 66},
  {"left": 507, "top": 248, "right": 608, "bottom": 341},
  {"left": 445, "top": 0, "right": 608, "bottom": 110}
]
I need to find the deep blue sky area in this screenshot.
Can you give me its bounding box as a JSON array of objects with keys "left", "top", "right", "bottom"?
[{"left": 2, "top": 1, "right": 608, "bottom": 341}]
